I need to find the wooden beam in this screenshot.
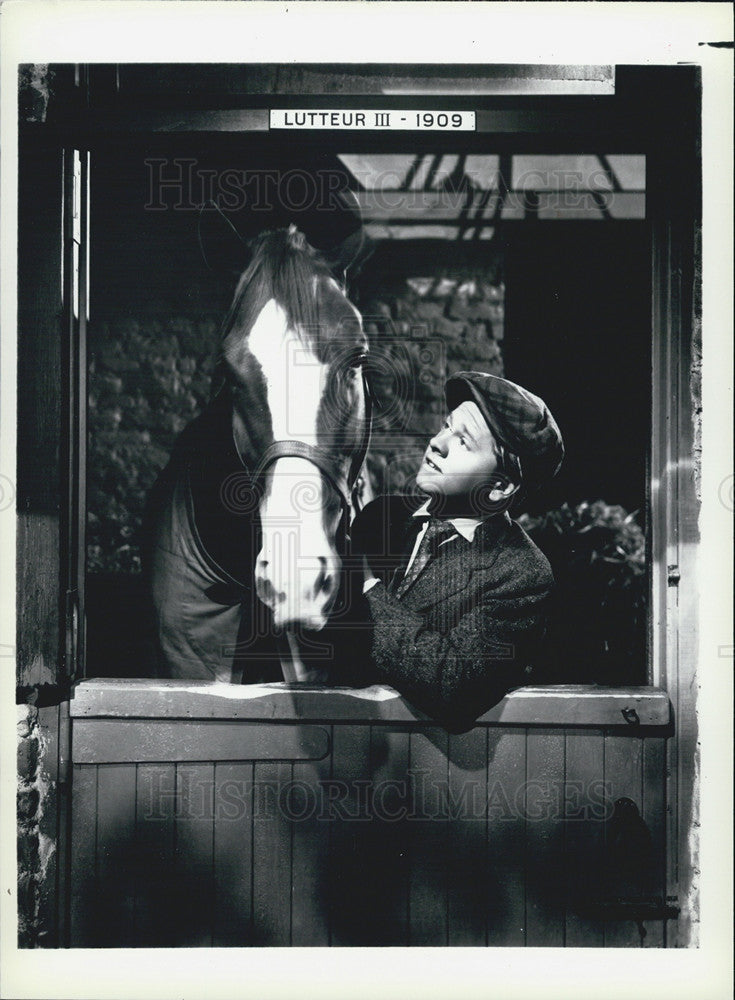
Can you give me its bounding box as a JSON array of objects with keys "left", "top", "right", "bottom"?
[
  {"left": 70, "top": 680, "right": 672, "bottom": 728},
  {"left": 16, "top": 132, "right": 64, "bottom": 687},
  {"left": 72, "top": 720, "right": 330, "bottom": 764}
]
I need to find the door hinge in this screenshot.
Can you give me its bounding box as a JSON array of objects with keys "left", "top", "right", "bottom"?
[{"left": 667, "top": 564, "right": 681, "bottom": 586}]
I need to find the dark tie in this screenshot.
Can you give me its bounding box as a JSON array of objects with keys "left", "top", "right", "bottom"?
[{"left": 394, "top": 518, "right": 456, "bottom": 598}]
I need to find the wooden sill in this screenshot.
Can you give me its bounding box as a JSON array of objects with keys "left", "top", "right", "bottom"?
[{"left": 70, "top": 680, "right": 671, "bottom": 728}]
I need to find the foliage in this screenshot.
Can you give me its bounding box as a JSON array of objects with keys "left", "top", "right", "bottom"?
[{"left": 518, "top": 501, "right": 647, "bottom": 685}]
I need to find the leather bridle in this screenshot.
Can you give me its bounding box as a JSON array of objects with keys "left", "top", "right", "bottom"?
[{"left": 249, "top": 364, "right": 373, "bottom": 520}]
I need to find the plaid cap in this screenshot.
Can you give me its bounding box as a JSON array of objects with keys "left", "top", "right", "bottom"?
[{"left": 445, "top": 371, "right": 564, "bottom": 490}]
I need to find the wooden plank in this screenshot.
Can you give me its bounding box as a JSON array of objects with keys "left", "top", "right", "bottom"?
[
  {"left": 649, "top": 135, "right": 700, "bottom": 946},
  {"left": 602, "top": 734, "right": 644, "bottom": 947},
  {"left": 95, "top": 764, "right": 137, "bottom": 947},
  {"left": 665, "top": 706, "right": 680, "bottom": 945},
  {"left": 525, "top": 729, "right": 566, "bottom": 946},
  {"left": 252, "top": 760, "right": 293, "bottom": 945},
  {"left": 367, "top": 727, "right": 411, "bottom": 946},
  {"left": 291, "top": 752, "right": 332, "bottom": 946},
  {"left": 79, "top": 107, "right": 270, "bottom": 133},
  {"left": 134, "top": 763, "right": 176, "bottom": 947},
  {"left": 108, "top": 64, "right": 612, "bottom": 100},
  {"left": 16, "top": 135, "right": 63, "bottom": 688},
  {"left": 328, "top": 725, "right": 372, "bottom": 946},
  {"left": 69, "top": 764, "right": 97, "bottom": 946},
  {"left": 16, "top": 516, "right": 61, "bottom": 687},
  {"left": 642, "top": 738, "right": 667, "bottom": 947},
  {"left": 486, "top": 729, "right": 526, "bottom": 946},
  {"left": 72, "top": 720, "right": 329, "bottom": 763},
  {"left": 67, "top": 103, "right": 645, "bottom": 139},
  {"left": 70, "top": 680, "right": 672, "bottom": 728},
  {"left": 672, "top": 542, "right": 699, "bottom": 948},
  {"left": 173, "top": 763, "right": 215, "bottom": 947},
  {"left": 564, "top": 731, "right": 606, "bottom": 946},
  {"left": 447, "top": 727, "right": 488, "bottom": 945},
  {"left": 213, "top": 763, "right": 254, "bottom": 947},
  {"left": 408, "top": 728, "right": 449, "bottom": 946}
]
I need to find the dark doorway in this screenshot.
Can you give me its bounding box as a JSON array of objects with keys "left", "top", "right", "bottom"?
[{"left": 504, "top": 223, "right": 651, "bottom": 518}]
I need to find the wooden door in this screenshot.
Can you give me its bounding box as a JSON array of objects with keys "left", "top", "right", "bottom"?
[{"left": 68, "top": 682, "right": 673, "bottom": 947}]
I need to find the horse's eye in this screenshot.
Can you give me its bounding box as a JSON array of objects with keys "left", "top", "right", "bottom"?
[{"left": 341, "top": 351, "right": 367, "bottom": 375}]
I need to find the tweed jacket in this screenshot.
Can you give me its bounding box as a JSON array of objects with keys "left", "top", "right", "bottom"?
[{"left": 344, "top": 494, "right": 555, "bottom": 731}]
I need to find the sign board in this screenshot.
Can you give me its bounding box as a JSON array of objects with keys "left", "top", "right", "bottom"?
[{"left": 270, "top": 109, "right": 476, "bottom": 130}]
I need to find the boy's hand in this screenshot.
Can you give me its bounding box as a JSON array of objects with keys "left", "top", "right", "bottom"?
[{"left": 362, "top": 555, "right": 381, "bottom": 594}]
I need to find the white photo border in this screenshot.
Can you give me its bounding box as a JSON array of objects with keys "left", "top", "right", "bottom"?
[{"left": 1, "top": 3, "right": 732, "bottom": 999}]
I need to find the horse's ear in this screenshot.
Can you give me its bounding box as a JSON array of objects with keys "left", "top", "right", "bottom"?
[
  {"left": 317, "top": 187, "right": 372, "bottom": 283},
  {"left": 323, "top": 226, "right": 374, "bottom": 285},
  {"left": 197, "top": 201, "right": 253, "bottom": 275}
]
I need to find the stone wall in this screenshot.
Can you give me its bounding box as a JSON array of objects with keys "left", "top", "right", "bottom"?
[
  {"left": 17, "top": 704, "right": 56, "bottom": 947},
  {"left": 88, "top": 317, "right": 220, "bottom": 573},
  {"left": 18, "top": 64, "right": 53, "bottom": 123},
  {"left": 359, "top": 268, "right": 504, "bottom": 497}
]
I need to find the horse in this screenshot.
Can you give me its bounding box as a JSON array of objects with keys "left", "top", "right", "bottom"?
[{"left": 144, "top": 225, "right": 371, "bottom": 684}]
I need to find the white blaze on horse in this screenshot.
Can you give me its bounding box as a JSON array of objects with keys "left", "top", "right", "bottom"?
[{"left": 145, "top": 226, "right": 371, "bottom": 683}]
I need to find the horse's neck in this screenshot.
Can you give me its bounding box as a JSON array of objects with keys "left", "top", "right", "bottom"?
[
  {"left": 181, "top": 389, "right": 262, "bottom": 584},
  {"left": 205, "top": 381, "right": 259, "bottom": 472}
]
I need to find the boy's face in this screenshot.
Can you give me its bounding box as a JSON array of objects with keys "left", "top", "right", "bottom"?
[{"left": 415, "top": 400, "right": 500, "bottom": 499}]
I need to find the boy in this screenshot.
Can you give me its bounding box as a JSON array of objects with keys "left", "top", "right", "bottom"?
[{"left": 347, "top": 370, "right": 564, "bottom": 732}]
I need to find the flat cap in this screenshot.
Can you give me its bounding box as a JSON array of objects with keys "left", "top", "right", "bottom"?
[{"left": 445, "top": 371, "right": 564, "bottom": 490}]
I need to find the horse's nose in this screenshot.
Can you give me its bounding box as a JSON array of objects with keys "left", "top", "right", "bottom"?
[
  {"left": 255, "top": 572, "right": 285, "bottom": 610},
  {"left": 255, "top": 538, "right": 340, "bottom": 629},
  {"left": 313, "top": 555, "right": 336, "bottom": 602}
]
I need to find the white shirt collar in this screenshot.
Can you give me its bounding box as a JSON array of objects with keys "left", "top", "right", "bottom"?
[{"left": 412, "top": 499, "right": 485, "bottom": 543}]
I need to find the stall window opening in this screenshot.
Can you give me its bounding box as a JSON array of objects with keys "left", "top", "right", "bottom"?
[{"left": 85, "top": 144, "right": 650, "bottom": 690}]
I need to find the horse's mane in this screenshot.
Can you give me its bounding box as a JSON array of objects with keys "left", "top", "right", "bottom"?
[{"left": 220, "top": 225, "right": 335, "bottom": 359}]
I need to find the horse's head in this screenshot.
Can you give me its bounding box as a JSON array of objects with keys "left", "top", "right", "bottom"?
[{"left": 221, "top": 226, "right": 369, "bottom": 632}]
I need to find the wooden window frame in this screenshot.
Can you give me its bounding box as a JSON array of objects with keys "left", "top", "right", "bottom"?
[
  {"left": 16, "top": 64, "right": 701, "bottom": 724},
  {"left": 59, "top": 66, "right": 699, "bottom": 700}
]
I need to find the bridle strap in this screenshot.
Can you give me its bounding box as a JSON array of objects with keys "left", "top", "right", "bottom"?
[
  {"left": 251, "top": 440, "right": 352, "bottom": 516},
  {"left": 348, "top": 369, "right": 373, "bottom": 514},
  {"left": 247, "top": 370, "right": 373, "bottom": 518}
]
